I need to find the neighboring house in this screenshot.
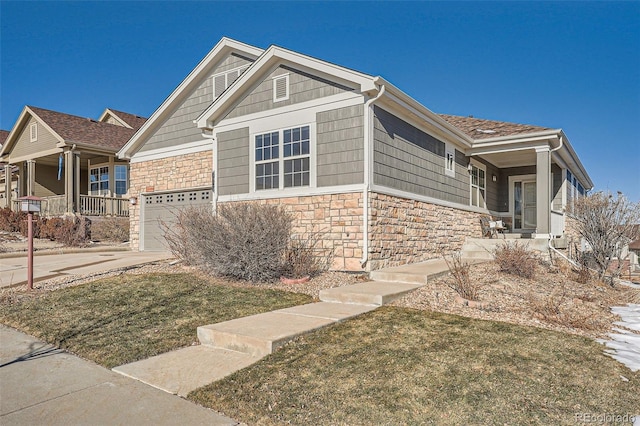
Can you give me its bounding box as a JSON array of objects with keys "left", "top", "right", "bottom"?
[
  {"left": 0, "top": 129, "right": 19, "bottom": 209},
  {"left": 628, "top": 239, "right": 640, "bottom": 273},
  {"left": 0, "top": 107, "right": 146, "bottom": 217},
  {"left": 118, "top": 37, "right": 593, "bottom": 271}
]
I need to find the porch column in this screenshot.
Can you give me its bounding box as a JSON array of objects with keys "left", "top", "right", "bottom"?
[
  {"left": 74, "top": 153, "right": 81, "bottom": 214},
  {"left": 26, "top": 160, "right": 36, "bottom": 196},
  {"left": 4, "top": 164, "right": 12, "bottom": 209},
  {"left": 107, "top": 155, "right": 115, "bottom": 215},
  {"left": 64, "top": 150, "right": 73, "bottom": 214},
  {"left": 535, "top": 146, "right": 551, "bottom": 238}
]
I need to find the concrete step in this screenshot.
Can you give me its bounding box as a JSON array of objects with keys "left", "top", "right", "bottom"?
[
  {"left": 461, "top": 237, "right": 549, "bottom": 255},
  {"left": 460, "top": 250, "right": 494, "bottom": 260},
  {"left": 369, "top": 258, "right": 451, "bottom": 284},
  {"left": 319, "top": 281, "right": 423, "bottom": 306},
  {"left": 113, "top": 346, "right": 262, "bottom": 397},
  {"left": 197, "top": 302, "right": 376, "bottom": 357}
]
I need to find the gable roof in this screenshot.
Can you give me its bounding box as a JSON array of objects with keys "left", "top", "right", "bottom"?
[
  {"left": 99, "top": 108, "right": 147, "bottom": 131},
  {"left": 438, "top": 114, "right": 552, "bottom": 140},
  {"left": 28, "top": 106, "right": 143, "bottom": 151},
  {"left": 118, "top": 37, "right": 264, "bottom": 159}
]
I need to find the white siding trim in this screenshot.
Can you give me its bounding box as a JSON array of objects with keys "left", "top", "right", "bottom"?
[
  {"left": 130, "top": 140, "right": 212, "bottom": 163},
  {"left": 217, "top": 183, "right": 364, "bottom": 202},
  {"left": 444, "top": 142, "right": 455, "bottom": 178},
  {"left": 370, "top": 184, "right": 490, "bottom": 215},
  {"left": 272, "top": 74, "right": 290, "bottom": 102}
]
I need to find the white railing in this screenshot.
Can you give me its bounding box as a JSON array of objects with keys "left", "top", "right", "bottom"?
[{"left": 80, "top": 195, "right": 129, "bottom": 217}]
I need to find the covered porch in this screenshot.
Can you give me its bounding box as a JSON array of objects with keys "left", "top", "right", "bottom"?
[
  {"left": 4, "top": 148, "right": 129, "bottom": 217},
  {"left": 467, "top": 130, "right": 592, "bottom": 240}
]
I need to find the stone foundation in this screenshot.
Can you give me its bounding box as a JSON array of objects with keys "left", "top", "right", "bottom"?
[
  {"left": 367, "top": 192, "right": 483, "bottom": 270},
  {"left": 222, "top": 192, "right": 364, "bottom": 271},
  {"left": 128, "top": 151, "right": 212, "bottom": 250}
]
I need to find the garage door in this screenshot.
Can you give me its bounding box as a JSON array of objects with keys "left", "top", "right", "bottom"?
[{"left": 141, "top": 188, "right": 212, "bottom": 251}]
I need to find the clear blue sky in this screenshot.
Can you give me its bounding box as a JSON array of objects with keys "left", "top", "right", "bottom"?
[{"left": 1, "top": 1, "right": 638, "bottom": 200}]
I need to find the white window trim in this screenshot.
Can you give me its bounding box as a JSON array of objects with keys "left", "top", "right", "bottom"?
[
  {"left": 212, "top": 65, "right": 249, "bottom": 98},
  {"left": 249, "top": 122, "right": 316, "bottom": 193},
  {"left": 444, "top": 143, "right": 455, "bottom": 178},
  {"left": 469, "top": 159, "right": 487, "bottom": 209},
  {"left": 273, "top": 74, "right": 290, "bottom": 103},
  {"left": 29, "top": 123, "right": 38, "bottom": 142},
  {"left": 88, "top": 163, "right": 129, "bottom": 196}
]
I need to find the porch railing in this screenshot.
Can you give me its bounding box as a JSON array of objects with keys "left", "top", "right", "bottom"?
[
  {"left": 79, "top": 195, "right": 129, "bottom": 217},
  {"left": 11, "top": 195, "right": 129, "bottom": 217}
]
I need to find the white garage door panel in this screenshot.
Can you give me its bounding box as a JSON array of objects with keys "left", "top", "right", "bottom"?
[{"left": 142, "top": 189, "right": 212, "bottom": 251}]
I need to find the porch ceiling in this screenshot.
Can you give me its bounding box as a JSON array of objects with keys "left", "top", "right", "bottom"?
[
  {"left": 17, "top": 152, "right": 112, "bottom": 168},
  {"left": 476, "top": 150, "right": 537, "bottom": 168}
]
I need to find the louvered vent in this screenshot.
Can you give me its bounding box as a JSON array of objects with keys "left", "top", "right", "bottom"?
[
  {"left": 214, "top": 75, "right": 226, "bottom": 98},
  {"left": 227, "top": 70, "right": 240, "bottom": 86},
  {"left": 273, "top": 75, "right": 289, "bottom": 102}
]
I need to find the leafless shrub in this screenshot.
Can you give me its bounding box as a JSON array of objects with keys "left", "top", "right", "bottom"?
[
  {"left": 282, "top": 232, "right": 333, "bottom": 279},
  {"left": 493, "top": 241, "right": 538, "bottom": 279},
  {"left": 574, "top": 253, "right": 592, "bottom": 285},
  {"left": 443, "top": 252, "right": 479, "bottom": 301},
  {"left": 0, "top": 208, "right": 25, "bottom": 232},
  {"left": 528, "top": 287, "right": 603, "bottom": 331},
  {"left": 163, "top": 203, "right": 293, "bottom": 283},
  {"left": 90, "top": 217, "right": 129, "bottom": 242},
  {"left": 39, "top": 216, "right": 91, "bottom": 247},
  {"left": 571, "top": 191, "right": 640, "bottom": 284}
]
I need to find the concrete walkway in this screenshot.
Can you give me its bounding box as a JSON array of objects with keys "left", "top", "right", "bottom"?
[
  {"left": 112, "top": 257, "right": 453, "bottom": 397},
  {"left": 0, "top": 250, "right": 172, "bottom": 288},
  {"left": 0, "top": 326, "right": 236, "bottom": 425}
]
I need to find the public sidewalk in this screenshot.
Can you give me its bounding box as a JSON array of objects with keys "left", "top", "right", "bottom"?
[{"left": 0, "top": 326, "right": 237, "bottom": 425}]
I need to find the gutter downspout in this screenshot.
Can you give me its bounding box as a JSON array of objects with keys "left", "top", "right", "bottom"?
[
  {"left": 548, "top": 135, "right": 564, "bottom": 244},
  {"left": 360, "top": 79, "right": 386, "bottom": 268},
  {"left": 201, "top": 130, "right": 217, "bottom": 211}
]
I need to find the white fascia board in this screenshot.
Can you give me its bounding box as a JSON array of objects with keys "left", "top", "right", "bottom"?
[
  {"left": 217, "top": 184, "right": 365, "bottom": 203},
  {"left": 467, "top": 139, "right": 551, "bottom": 156},
  {"left": 370, "top": 184, "right": 492, "bottom": 215},
  {"left": 196, "top": 45, "right": 377, "bottom": 129},
  {"left": 374, "top": 77, "right": 474, "bottom": 148},
  {"left": 557, "top": 130, "right": 594, "bottom": 189},
  {"left": 471, "top": 129, "right": 562, "bottom": 144},
  {"left": 118, "top": 38, "right": 263, "bottom": 160},
  {"left": 213, "top": 92, "right": 363, "bottom": 133},
  {"left": 98, "top": 108, "right": 132, "bottom": 128},
  {"left": 129, "top": 139, "right": 212, "bottom": 164}
]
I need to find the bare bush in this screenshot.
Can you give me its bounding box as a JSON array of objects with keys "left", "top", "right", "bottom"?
[
  {"left": 528, "top": 287, "right": 603, "bottom": 331},
  {"left": 0, "top": 208, "right": 25, "bottom": 232},
  {"left": 571, "top": 191, "right": 640, "bottom": 283},
  {"left": 493, "top": 241, "right": 538, "bottom": 279},
  {"left": 443, "top": 252, "right": 479, "bottom": 301},
  {"left": 163, "top": 203, "right": 293, "bottom": 283},
  {"left": 283, "top": 232, "right": 333, "bottom": 279},
  {"left": 91, "top": 217, "right": 129, "bottom": 242},
  {"left": 38, "top": 216, "right": 91, "bottom": 247}
]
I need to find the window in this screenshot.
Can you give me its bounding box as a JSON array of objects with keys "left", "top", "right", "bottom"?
[
  {"left": 254, "top": 125, "right": 311, "bottom": 191},
  {"left": 115, "top": 165, "right": 128, "bottom": 195},
  {"left": 89, "top": 165, "right": 128, "bottom": 196},
  {"left": 30, "top": 123, "right": 38, "bottom": 142},
  {"left": 445, "top": 144, "right": 455, "bottom": 177},
  {"left": 273, "top": 74, "right": 289, "bottom": 102},
  {"left": 90, "top": 166, "right": 109, "bottom": 195},
  {"left": 213, "top": 65, "right": 248, "bottom": 98},
  {"left": 470, "top": 162, "right": 486, "bottom": 208}
]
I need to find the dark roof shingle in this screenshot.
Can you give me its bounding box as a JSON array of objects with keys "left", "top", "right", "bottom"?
[
  {"left": 0, "top": 130, "right": 9, "bottom": 147},
  {"left": 29, "top": 106, "right": 146, "bottom": 151},
  {"left": 438, "top": 114, "right": 552, "bottom": 140},
  {"left": 106, "top": 108, "right": 147, "bottom": 131}
]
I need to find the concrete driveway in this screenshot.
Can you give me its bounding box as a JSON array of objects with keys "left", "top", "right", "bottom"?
[{"left": 0, "top": 250, "right": 173, "bottom": 288}]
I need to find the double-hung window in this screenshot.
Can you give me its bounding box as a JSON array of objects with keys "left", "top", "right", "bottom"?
[
  {"left": 254, "top": 125, "right": 311, "bottom": 191},
  {"left": 470, "top": 162, "right": 486, "bottom": 208},
  {"left": 89, "top": 164, "right": 128, "bottom": 196}
]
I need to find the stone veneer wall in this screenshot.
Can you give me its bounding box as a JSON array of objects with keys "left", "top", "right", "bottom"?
[
  {"left": 222, "top": 192, "right": 364, "bottom": 271},
  {"left": 367, "top": 192, "right": 483, "bottom": 270},
  {"left": 128, "top": 151, "right": 212, "bottom": 250}
]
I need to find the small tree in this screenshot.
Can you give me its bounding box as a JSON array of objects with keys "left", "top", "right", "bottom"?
[{"left": 571, "top": 191, "right": 640, "bottom": 283}]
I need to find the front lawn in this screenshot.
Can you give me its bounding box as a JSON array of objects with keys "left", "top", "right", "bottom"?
[
  {"left": 0, "top": 273, "right": 312, "bottom": 368},
  {"left": 189, "top": 307, "right": 640, "bottom": 425}
]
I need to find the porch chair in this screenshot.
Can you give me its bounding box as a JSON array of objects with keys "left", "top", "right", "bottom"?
[{"left": 480, "top": 216, "right": 506, "bottom": 239}]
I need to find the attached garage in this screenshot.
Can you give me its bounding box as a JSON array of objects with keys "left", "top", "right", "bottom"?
[{"left": 141, "top": 188, "right": 212, "bottom": 251}]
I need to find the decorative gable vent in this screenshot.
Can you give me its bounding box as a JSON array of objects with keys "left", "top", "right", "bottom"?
[
  {"left": 213, "top": 65, "right": 249, "bottom": 98},
  {"left": 29, "top": 123, "right": 38, "bottom": 142},
  {"left": 273, "top": 74, "right": 289, "bottom": 102}
]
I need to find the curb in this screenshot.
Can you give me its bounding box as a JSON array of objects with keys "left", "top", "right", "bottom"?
[{"left": 0, "top": 245, "right": 131, "bottom": 259}]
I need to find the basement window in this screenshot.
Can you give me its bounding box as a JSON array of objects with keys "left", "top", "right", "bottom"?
[{"left": 273, "top": 74, "right": 289, "bottom": 102}]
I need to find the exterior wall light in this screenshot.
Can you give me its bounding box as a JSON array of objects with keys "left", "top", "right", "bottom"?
[{"left": 129, "top": 196, "right": 138, "bottom": 205}]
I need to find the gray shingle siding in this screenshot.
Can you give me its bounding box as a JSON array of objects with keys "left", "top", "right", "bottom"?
[
  {"left": 225, "top": 65, "right": 354, "bottom": 119},
  {"left": 316, "top": 104, "right": 364, "bottom": 187},
  {"left": 140, "top": 53, "right": 253, "bottom": 153},
  {"left": 217, "top": 127, "right": 250, "bottom": 195},
  {"left": 373, "top": 106, "right": 470, "bottom": 205}
]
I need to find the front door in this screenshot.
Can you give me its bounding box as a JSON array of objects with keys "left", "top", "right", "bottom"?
[{"left": 514, "top": 180, "right": 537, "bottom": 230}]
